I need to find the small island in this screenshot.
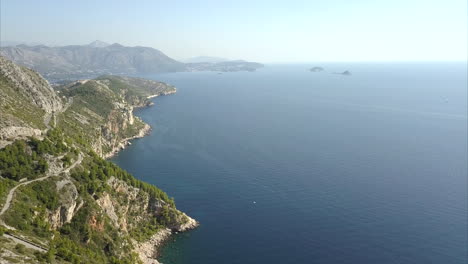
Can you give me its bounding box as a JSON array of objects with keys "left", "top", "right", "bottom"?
[
  {"left": 309, "top": 66, "right": 324, "bottom": 72},
  {"left": 340, "top": 70, "right": 351, "bottom": 76},
  {"left": 333, "top": 70, "right": 351, "bottom": 76}
]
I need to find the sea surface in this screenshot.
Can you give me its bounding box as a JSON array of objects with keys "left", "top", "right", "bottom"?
[{"left": 112, "top": 63, "right": 467, "bottom": 264}]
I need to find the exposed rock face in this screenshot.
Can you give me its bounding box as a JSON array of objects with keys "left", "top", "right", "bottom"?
[
  {"left": 49, "top": 174, "right": 81, "bottom": 229},
  {"left": 0, "top": 126, "right": 42, "bottom": 140},
  {"left": 102, "top": 123, "right": 151, "bottom": 159},
  {"left": 96, "top": 193, "right": 119, "bottom": 226},
  {"left": 0, "top": 56, "right": 62, "bottom": 113},
  {"left": 172, "top": 212, "right": 199, "bottom": 232}
]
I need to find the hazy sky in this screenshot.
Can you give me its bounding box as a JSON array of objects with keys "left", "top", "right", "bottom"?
[{"left": 1, "top": 0, "right": 466, "bottom": 62}]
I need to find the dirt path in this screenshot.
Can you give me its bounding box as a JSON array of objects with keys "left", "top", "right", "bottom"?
[
  {"left": 44, "top": 97, "right": 73, "bottom": 129},
  {"left": 3, "top": 234, "right": 47, "bottom": 252},
  {"left": 0, "top": 153, "right": 82, "bottom": 217},
  {"left": 0, "top": 153, "right": 83, "bottom": 251}
]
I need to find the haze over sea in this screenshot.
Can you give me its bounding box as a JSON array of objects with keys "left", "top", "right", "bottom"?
[{"left": 112, "top": 63, "right": 467, "bottom": 264}]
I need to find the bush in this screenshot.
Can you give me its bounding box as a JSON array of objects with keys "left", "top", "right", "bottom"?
[{"left": 15, "top": 243, "right": 26, "bottom": 254}]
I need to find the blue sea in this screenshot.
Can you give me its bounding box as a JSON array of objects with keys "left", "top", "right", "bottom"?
[{"left": 112, "top": 63, "right": 467, "bottom": 264}]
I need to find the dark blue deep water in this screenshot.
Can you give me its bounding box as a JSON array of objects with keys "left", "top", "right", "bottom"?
[{"left": 112, "top": 63, "right": 467, "bottom": 264}]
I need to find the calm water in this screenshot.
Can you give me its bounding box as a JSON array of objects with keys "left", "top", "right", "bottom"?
[{"left": 112, "top": 63, "right": 467, "bottom": 264}]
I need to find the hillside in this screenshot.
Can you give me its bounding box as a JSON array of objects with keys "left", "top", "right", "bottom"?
[{"left": 0, "top": 56, "right": 196, "bottom": 264}]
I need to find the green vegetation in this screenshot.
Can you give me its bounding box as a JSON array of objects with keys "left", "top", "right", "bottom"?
[
  {"left": 0, "top": 129, "right": 70, "bottom": 181},
  {"left": 29, "top": 128, "right": 70, "bottom": 156},
  {"left": 14, "top": 244, "right": 26, "bottom": 254},
  {"left": 71, "top": 152, "right": 174, "bottom": 207},
  {"left": 95, "top": 75, "right": 176, "bottom": 106},
  {"left": 0, "top": 178, "right": 16, "bottom": 205},
  {"left": 0, "top": 140, "right": 48, "bottom": 181},
  {"left": 62, "top": 81, "right": 116, "bottom": 117},
  {"left": 2, "top": 179, "right": 56, "bottom": 237}
]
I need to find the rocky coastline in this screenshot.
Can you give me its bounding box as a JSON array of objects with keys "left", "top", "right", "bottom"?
[
  {"left": 103, "top": 123, "right": 151, "bottom": 159},
  {"left": 134, "top": 213, "right": 199, "bottom": 264},
  {"left": 103, "top": 90, "right": 199, "bottom": 264},
  {"left": 103, "top": 90, "right": 176, "bottom": 159}
]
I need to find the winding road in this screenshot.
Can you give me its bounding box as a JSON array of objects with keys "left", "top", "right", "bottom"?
[
  {"left": 0, "top": 153, "right": 82, "bottom": 252},
  {"left": 0, "top": 153, "right": 82, "bottom": 218}
]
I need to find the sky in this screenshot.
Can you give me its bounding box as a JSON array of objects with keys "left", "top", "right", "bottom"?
[{"left": 1, "top": 0, "right": 467, "bottom": 62}]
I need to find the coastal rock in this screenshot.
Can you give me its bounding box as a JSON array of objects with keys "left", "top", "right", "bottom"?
[
  {"left": 172, "top": 212, "right": 199, "bottom": 232},
  {"left": 134, "top": 229, "right": 171, "bottom": 264}
]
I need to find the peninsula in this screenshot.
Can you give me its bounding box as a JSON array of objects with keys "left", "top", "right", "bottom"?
[{"left": 0, "top": 56, "right": 197, "bottom": 263}]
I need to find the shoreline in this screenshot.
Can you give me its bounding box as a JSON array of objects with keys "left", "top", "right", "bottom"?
[
  {"left": 103, "top": 123, "right": 151, "bottom": 159},
  {"left": 103, "top": 90, "right": 198, "bottom": 263},
  {"left": 103, "top": 90, "right": 176, "bottom": 159},
  {"left": 134, "top": 228, "right": 172, "bottom": 264}
]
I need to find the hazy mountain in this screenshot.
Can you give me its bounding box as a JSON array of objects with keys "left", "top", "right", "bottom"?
[
  {"left": 0, "top": 43, "right": 185, "bottom": 81},
  {"left": 0, "top": 40, "right": 44, "bottom": 47},
  {"left": 184, "top": 56, "right": 228, "bottom": 63},
  {"left": 186, "top": 60, "right": 264, "bottom": 72},
  {"left": 87, "top": 40, "right": 110, "bottom": 48},
  {"left": 0, "top": 43, "right": 263, "bottom": 81}
]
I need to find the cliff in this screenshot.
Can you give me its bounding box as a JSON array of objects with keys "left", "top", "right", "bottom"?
[{"left": 0, "top": 56, "right": 196, "bottom": 264}]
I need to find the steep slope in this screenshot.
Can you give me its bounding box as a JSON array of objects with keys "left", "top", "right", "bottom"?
[
  {"left": 0, "top": 56, "right": 63, "bottom": 147},
  {"left": 0, "top": 57, "right": 196, "bottom": 264},
  {"left": 55, "top": 75, "right": 176, "bottom": 158}
]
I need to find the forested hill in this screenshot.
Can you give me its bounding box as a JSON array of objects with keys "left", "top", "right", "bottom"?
[{"left": 0, "top": 56, "right": 197, "bottom": 264}]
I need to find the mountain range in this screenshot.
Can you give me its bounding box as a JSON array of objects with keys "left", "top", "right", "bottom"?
[{"left": 0, "top": 41, "right": 264, "bottom": 81}]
